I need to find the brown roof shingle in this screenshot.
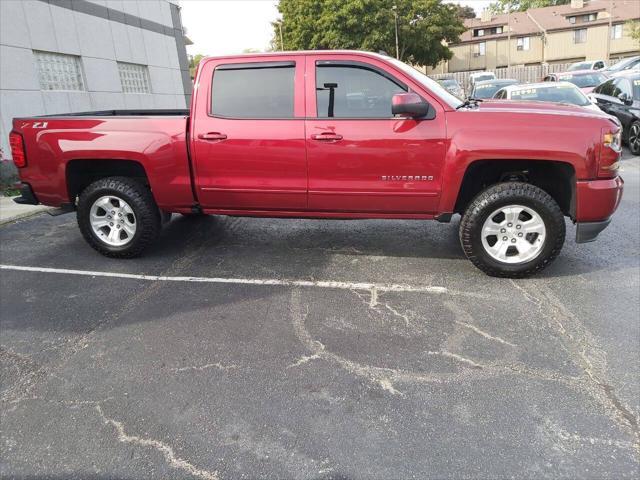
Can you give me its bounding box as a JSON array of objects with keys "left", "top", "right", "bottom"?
[{"left": 454, "top": 0, "right": 640, "bottom": 45}]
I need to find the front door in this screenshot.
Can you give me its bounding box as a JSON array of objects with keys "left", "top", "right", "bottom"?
[
  {"left": 191, "top": 56, "right": 307, "bottom": 210},
  {"left": 304, "top": 54, "right": 447, "bottom": 214}
]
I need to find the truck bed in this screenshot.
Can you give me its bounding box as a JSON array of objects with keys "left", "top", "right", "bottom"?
[{"left": 12, "top": 113, "right": 194, "bottom": 209}]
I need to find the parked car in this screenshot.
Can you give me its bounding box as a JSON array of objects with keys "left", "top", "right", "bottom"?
[
  {"left": 9, "top": 50, "right": 623, "bottom": 277},
  {"left": 469, "top": 78, "right": 519, "bottom": 99},
  {"left": 589, "top": 71, "right": 640, "bottom": 155},
  {"left": 568, "top": 60, "right": 607, "bottom": 71},
  {"left": 493, "top": 82, "right": 601, "bottom": 112},
  {"left": 468, "top": 72, "right": 496, "bottom": 90},
  {"left": 436, "top": 77, "right": 465, "bottom": 99},
  {"left": 543, "top": 70, "right": 608, "bottom": 94},
  {"left": 602, "top": 55, "right": 640, "bottom": 77}
]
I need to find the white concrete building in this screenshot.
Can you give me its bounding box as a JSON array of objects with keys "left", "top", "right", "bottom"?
[{"left": 0, "top": 0, "right": 192, "bottom": 180}]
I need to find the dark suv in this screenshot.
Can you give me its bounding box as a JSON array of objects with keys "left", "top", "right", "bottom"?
[{"left": 590, "top": 71, "right": 640, "bottom": 155}]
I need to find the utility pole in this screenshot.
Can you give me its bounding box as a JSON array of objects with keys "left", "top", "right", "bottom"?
[
  {"left": 507, "top": 3, "right": 511, "bottom": 69},
  {"left": 392, "top": 5, "right": 399, "bottom": 59},
  {"left": 606, "top": 0, "right": 613, "bottom": 62},
  {"left": 278, "top": 20, "right": 284, "bottom": 51}
]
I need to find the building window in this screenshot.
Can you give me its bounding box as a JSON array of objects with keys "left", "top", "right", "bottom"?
[
  {"left": 496, "top": 26, "right": 503, "bottom": 34},
  {"left": 573, "top": 28, "right": 587, "bottom": 44},
  {"left": 477, "top": 29, "right": 484, "bottom": 37},
  {"left": 569, "top": 16, "right": 576, "bottom": 24},
  {"left": 583, "top": 13, "right": 596, "bottom": 22},
  {"left": 517, "top": 37, "right": 530, "bottom": 51},
  {"left": 117, "top": 62, "right": 151, "bottom": 94},
  {"left": 34, "top": 51, "right": 85, "bottom": 91},
  {"left": 611, "top": 24, "right": 623, "bottom": 39},
  {"left": 474, "top": 42, "right": 486, "bottom": 56}
]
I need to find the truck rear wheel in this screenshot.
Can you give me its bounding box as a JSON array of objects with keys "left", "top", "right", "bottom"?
[
  {"left": 459, "top": 182, "right": 565, "bottom": 278},
  {"left": 77, "top": 177, "right": 161, "bottom": 258}
]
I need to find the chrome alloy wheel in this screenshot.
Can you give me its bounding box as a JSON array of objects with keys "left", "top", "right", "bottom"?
[
  {"left": 89, "top": 195, "right": 136, "bottom": 246},
  {"left": 481, "top": 204, "right": 546, "bottom": 264},
  {"left": 629, "top": 123, "right": 640, "bottom": 155}
]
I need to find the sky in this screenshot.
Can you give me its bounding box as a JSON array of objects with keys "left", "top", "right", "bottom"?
[{"left": 179, "top": 0, "right": 493, "bottom": 57}]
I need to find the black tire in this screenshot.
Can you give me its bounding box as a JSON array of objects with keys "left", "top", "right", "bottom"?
[
  {"left": 77, "top": 177, "right": 161, "bottom": 258},
  {"left": 459, "top": 182, "right": 565, "bottom": 278},
  {"left": 628, "top": 121, "right": 640, "bottom": 156}
]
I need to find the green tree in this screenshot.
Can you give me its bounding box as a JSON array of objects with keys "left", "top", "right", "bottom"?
[
  {"left": 626, "top": 20, "right": 640, "bottom": 42},
  {"left": 453, "top": 4, "right": 476, "bottom": 19},
  {"left": 272, "top": 0, "right": 466, "bottom": 67},
  {"left": 189, "top": 53, "right": 205, "bottom": 79},
  {"left": 489, "top": 0, "right": 569, "bottom": 14}
]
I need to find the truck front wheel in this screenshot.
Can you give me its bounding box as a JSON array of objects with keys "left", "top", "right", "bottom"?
[
  {"left": 77, "top": 177, "right": 161, "bottom": 258},
  {"left": 459, "top": 182, "right": 565, "bottom": 278}
]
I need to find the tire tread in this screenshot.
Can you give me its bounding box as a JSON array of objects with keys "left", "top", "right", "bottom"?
[
  {"left": 459, "top": 182, "right": 565, "bottom": 278},
  {"left": 77, "top": 177, "right": 160, "bottom": 258}
]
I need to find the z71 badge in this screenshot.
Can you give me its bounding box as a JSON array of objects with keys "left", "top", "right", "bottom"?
[{"left": 381, "top": 175, "right": 434, "bottom": 181}]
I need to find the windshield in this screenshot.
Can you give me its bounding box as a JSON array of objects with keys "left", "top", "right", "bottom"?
[
  {"left": 473, "top": 81, "right": 517, "bottom": 99},
  {"left": 607, "top": 56, "right": 640, "bottom": 72},
  {"left": 558, "top": 72, "right": 607, "bottom": 88},
  {"left": 438, "top": 79, "right": 459, "bottom": 87},
  {"left": 386, "top": 57, "right": 464, "bottom": 108},
  {"left": 509, "top": 85, "right": 591, "bottom": 106},
  {"left": 474, "top": 74, "right": 495, "bottom": 82},
  {"left": 568, "top": 62, "right": 592, "bottom": 71}
]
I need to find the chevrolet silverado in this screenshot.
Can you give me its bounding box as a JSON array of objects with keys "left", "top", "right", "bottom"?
[{"left": 10, "top": 51, "right": 624, "bottom": 277}]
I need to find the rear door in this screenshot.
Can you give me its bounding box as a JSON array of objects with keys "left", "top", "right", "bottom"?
[
  {"left": 190, "top": 56, "right": 307, "bottom": 210},
  {"left": 303, "top": 54, "right": 447, "bottom": 213}
]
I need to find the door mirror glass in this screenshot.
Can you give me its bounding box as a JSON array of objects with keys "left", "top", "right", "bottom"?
[{"left": 391, "top": 93, "right": 430, "bottom": 118}]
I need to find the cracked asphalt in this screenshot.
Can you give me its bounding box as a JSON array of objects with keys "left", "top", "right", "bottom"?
[{"left": 1, "top": 151, "right": 638, "bottom": 479}]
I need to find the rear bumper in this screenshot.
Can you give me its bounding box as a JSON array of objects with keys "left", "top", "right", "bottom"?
[
  {"left": 574, "top": 176, "right": 623, "bottom": 243},
  {"left": 12, "top": 183, "right": 39, "bottom": 205}
]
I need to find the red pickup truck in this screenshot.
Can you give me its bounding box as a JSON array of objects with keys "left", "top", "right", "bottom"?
[{"left": 10, "top": 51, "right": 623, "bottom": 277}]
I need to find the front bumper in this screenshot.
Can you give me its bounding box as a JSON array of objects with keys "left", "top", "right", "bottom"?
[
  {"left": 576, "top": 219, "right": 612, "bottom": 243},
  {"left": 574, "top": 176, "right": 623, "bottom": 243}
]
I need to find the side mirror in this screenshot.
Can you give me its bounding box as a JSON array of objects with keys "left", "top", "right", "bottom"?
[
  {"left": 392, "top": 92, "right": 430, "bottom": 118},
  {"left": 618, "top": 92, "right": 633, "bottom": 106}
]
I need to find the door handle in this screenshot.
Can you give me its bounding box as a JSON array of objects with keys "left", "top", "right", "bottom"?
[
  {"left": 198, "top": 132, "right": 227, "bottom": 141},
  {"left": 311, "top": 133, "right": 343, "bottom": 142}
]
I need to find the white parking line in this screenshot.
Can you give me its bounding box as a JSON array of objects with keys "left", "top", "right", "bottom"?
[{"left": 0, "top": 264, "right": 449, "bottom": 294}]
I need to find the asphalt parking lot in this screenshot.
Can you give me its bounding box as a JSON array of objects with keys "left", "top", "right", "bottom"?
[{"left": 1, "top": 150, "right": 638, "bottom": 480}]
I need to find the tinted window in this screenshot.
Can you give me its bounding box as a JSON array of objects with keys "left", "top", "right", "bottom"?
[
  {"left": 558, "top": 72, "right": 607, "bottom": 88},
  {"left": 473, "top": 74, "right": 495, "bottom": 83},
  {"left": 633, "top": 78, "right": 640, "bottom": 100},
  {"left": 473, "top": 81, "right": 518, "bottom": 99},
  {"left": 509, "top": 85, "right": 590, "bottom": 106},
  {"left": 212, "top": 64, "right": 295, "bottom": 118},
  {"left": 569, "top": 61, "right": 591, "bottom": 71},
  {"left": 614, "top": 78, "right": 632, "bottom": 97},
  {"left": 595, "top": 79, "right": 615, "bottom": 96},
  {"left": 316, "top": 64, "right": 405, "bottom": 118},
  {"left": 609, "top": 79, "right": 623, "bottom": 98},
  {"left": 439, "top": 79, "right": 458, "bottom": 87}
]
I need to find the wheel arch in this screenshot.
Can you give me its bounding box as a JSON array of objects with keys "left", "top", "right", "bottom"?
[
  {"left": 453, "top": 159, "right": 577, "bottom": 219},
  {"left": 66, "top": 159, "right": 149, "bottom": 204}
]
